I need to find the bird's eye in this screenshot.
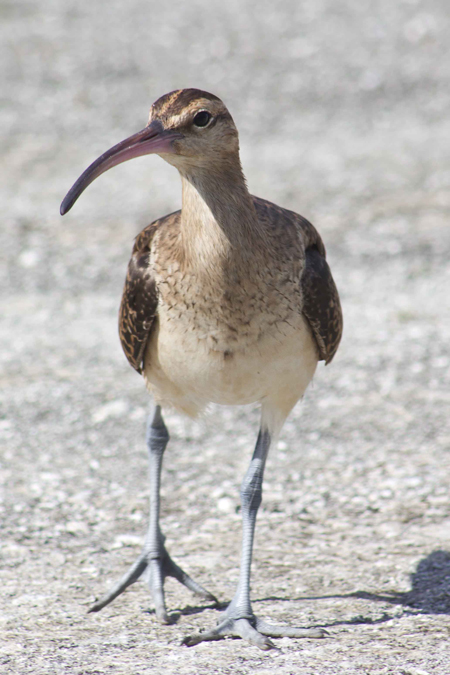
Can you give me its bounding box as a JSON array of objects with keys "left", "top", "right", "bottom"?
[{"left": 193, "top": 111, "right": 212, "bottom": 128}]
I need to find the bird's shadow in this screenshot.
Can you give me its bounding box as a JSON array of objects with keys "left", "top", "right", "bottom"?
[
  {"left": 254, "top": 549, "right": 450, "bottom": 628},
  {"left": 143, "top": 600, "right": 227, "bottom": 625},
  {"left": 144, "top": 550, "right": 450, "bottom": 626}
]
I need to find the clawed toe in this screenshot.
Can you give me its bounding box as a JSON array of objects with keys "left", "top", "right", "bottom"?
[
  {"left": 183, "top": 614, "right": 326, "bottom": 650},
  {"left": 88, "top": 553, "right": 148, "bottom": 613},
  {"left": 87, "top": 545, "right": 216, "bottom": 619},
  {"left": 255, "top": 617, "right": 328, "bottom": 639}
]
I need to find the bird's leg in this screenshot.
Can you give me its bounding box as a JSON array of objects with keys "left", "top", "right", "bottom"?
[
  {"left": 183, "top": 411, "right": 326, "bottom": 650},
  {"left": 88, "top": 405, "right": 217, "bottom": 622}
]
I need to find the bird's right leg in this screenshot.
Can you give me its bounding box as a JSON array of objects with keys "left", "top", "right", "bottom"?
[{"left": 88, "top": 405, "right": 217, "bottom": 622}]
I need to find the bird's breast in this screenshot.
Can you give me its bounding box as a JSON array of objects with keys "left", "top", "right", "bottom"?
[{"left": 143, "top": 266, "right": 318, "bottom": 418}]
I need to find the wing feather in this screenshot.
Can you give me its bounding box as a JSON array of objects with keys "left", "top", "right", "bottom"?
[
  {"left": 301, "top": 246, "right": 342, "bottom": 363},
  {"left": 118, "top": 212, "right": 181, "bottom": 374},
  {"left": 252, "top": 196, "right": 342, "bottom": 364}
]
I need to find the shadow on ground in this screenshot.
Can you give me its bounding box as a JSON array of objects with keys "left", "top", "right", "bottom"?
[
  {"left": 255, "top": 550, "right": 450, "bottom": 627},
  {"left": 352, "top": 549, "right": 450, "bottom": 616},
  {"left": 144, "top": 600, "right": 224, "bottom": 624}
]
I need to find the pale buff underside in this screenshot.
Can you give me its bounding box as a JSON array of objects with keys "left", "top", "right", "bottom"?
[{"left": 143, "top": 310, "right": 318, "bottom": 424}]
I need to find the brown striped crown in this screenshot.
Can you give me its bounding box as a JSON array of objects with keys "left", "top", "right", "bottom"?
[
  {"left": 148, "top": 88, "right": 234, "bottom": 129},
  {"left": 151, "top": 89, "right": 222, "bottom": 116}
]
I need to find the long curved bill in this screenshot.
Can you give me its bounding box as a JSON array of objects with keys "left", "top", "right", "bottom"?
[{"left": 60, "top": 120, "right": 182, "bottom": 215}]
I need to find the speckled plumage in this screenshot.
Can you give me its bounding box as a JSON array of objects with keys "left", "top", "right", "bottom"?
[{"left": 119, "top": 195, "right": 342, "bottom": 389}]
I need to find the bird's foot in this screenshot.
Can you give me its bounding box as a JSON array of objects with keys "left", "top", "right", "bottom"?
[
  {"left": 182, "top": 614, "right": 327, "bottom": 651},
  {"left": 88, "top": 544, "right": 218, "bottom": 623}
]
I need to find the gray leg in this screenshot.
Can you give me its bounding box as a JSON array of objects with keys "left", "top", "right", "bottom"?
[
  {"left": 183, "top": 426, "right": 326, "bottom": 650},
  {"left": 88, "top": 405, "right": 217, "bottom": 622}
]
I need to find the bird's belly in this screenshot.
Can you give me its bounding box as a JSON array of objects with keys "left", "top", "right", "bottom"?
[{"left": 144, "top": 311, "right": 318, "bottom": 418}]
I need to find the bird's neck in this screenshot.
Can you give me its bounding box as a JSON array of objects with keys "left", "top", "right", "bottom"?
[{"left": 178, "top": 161, "right": 265, "bottom": 267}]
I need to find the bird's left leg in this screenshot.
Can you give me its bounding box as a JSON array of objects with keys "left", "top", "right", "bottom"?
[
  {"left": 88, "top": 405, "right": 217, "bottom": 622},
  {"left": 183, "top": 404, "right": 326, "bottom": 650}
]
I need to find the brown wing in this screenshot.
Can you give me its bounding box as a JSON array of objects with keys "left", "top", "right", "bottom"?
[
  {"left": 119, "top": 211, "right": 180, "bottom": 373},
  {"left": 119, "top": 224, "right": 159, "bottom": 373},
  {"left": 252, "top": 196, "right": 342, "bottom": 364},
  {"left": 301, "top": 245, "right": 343, "bottom": 364},
  {"left": 253, "top": 195, "right": 325, "bottom": 255}
]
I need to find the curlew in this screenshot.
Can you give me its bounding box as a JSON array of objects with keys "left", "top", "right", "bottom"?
[{"left": 61, "top": 88, "right": 343, "bottom": 650}]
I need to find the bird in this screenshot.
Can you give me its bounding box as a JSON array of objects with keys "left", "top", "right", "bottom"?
[{"left": 60, "top": 88, "right": 343, "bottom": 650}]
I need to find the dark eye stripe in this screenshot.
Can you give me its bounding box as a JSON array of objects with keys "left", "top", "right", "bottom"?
[{"left": 193, "top": 111, "right": 212, "bottom": 127}]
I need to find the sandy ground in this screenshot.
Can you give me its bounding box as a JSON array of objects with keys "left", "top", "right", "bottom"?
[{"left": 1, "top": 0, "right": 450, "bottom": 673}]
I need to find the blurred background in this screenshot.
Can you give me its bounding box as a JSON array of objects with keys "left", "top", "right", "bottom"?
[{"left": 1, "top": 0, "right": 450, "bottom": 672}]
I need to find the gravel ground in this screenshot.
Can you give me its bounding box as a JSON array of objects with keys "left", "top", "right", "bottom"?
[{"left": 1, "top": 0, "right": 450, "bottom": 673}]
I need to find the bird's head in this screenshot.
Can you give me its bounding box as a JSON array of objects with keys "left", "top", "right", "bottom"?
[{"left": 60, "top": 89, "right": 239, "bottom": 215}]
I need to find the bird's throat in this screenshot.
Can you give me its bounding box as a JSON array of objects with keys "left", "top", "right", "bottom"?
[{"left": 179, "top": 166, "right": 264, "bottom": 268}]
